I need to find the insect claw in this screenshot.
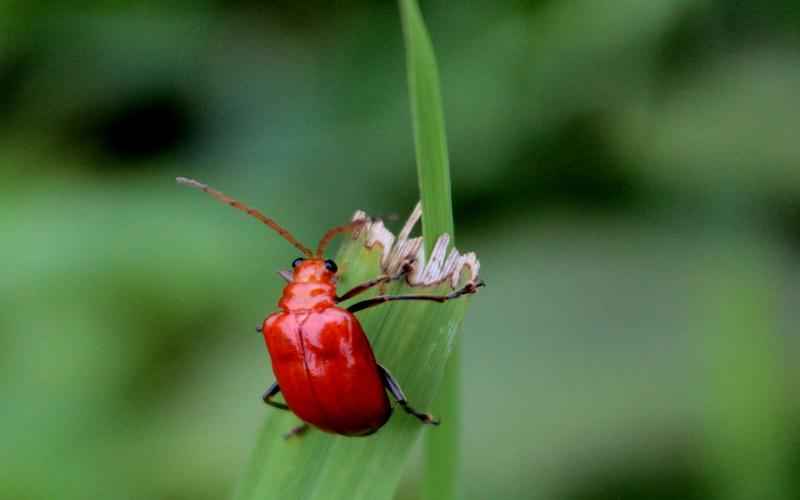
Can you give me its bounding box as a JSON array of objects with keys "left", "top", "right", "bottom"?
[
  {"left": 400, "top": 260, "right": 415, "bottom": 276},
  {"left": 460, "top": 280, "right": 484, "bottom": 295},
  {"left": 283, "top": 423, "right": 310, "bottom": 440}
]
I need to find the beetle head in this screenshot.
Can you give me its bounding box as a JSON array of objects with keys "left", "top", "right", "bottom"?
[{"left": 290, "top": 259, "right": 337, "bottom": 284}]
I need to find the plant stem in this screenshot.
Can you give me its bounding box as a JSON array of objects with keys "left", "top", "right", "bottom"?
[
  {"left": 399, "top": 1, "right": 461, "bottom": 498},
  {"left": 423, "top": 343, "right": 462, "bottom": 500}
]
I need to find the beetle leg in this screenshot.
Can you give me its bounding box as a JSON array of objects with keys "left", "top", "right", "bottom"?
[
  {"left": 262, "top": 382, "right": 290, "bottom": 410},
  {"left": 263, "top": 384, "right": 310, "bottom": 439},
  {"left": 336, "top": 261, "right": 414, "bottom": 303},
  {"left": 283, "top": 423, "right": 310, "bottom": 440},
  {"left": 336, "top": 275, "right": 392, "bottom": 302},
  {"left": 378, "top": 364, "right": 439, "bottom": 426},
  {"left": 347, "top": 280, "right": 484, "bottom": 314}
]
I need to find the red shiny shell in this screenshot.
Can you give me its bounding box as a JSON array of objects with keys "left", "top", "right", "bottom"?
[{"left": 263, "top": 306, "right": 391, "bottom": 436}]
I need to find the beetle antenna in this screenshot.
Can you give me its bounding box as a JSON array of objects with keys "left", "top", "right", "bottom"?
[
  {"left": 177, "top": 177, "right": 313, "bottom": 257},
  {"left": 316, "top": 220, "right": 367, "bottom": 258}
]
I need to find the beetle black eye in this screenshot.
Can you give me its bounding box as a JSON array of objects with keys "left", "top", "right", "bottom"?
[
  {"left": 324, "top": 259, "right": 338, "bottom": 273},
  {"left": 291, "top": 257, "right": 304, "bottom": 268}
]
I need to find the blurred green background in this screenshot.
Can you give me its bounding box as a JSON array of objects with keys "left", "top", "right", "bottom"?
[{"left": 2, "top": 1, "right": 800, "bottom": 499}]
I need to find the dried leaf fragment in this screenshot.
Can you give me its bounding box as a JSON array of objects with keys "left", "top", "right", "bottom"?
[{"left": 351, "top": 202, "right": 480, "bottom": 289}]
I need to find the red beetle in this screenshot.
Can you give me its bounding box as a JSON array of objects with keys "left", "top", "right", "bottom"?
[{"left": 178, "top": 177, "right": 481, "bottom": 437}]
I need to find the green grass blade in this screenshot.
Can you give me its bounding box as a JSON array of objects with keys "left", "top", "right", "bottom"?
[
  {"left": 233, "top": 3, "right": 474, "bottom": 499},
  {"left": 399, "top": 2, "right": 462, "bottom": 499},
  {"left": 232, "top": 211, "right": 479, "bottom": 500},
  {"left": 400, "top": 0, "right": 454, "bottom": 249}
]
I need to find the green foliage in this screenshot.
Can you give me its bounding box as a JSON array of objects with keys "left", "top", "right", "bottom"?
[
  {"left": 400, "top": 0, "right": 454, "bottom": 250},
  {"left": 237, "top": 5, "right": 473, "bottom": 499},
  {"left": 399, "top": 1, "right": 462, "bottom": 499}
]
